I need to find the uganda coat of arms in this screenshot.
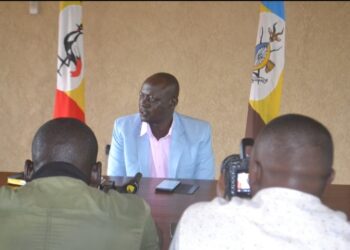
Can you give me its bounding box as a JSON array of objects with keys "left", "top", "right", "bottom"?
[{"left": 252, "top": 22, "right": 284, "bottom": 85}]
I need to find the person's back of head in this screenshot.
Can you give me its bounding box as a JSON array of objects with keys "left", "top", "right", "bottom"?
[
  {"left": 171, "top": 114, "right": 349, "bottom": 250},
  {"left": 249, "top": 113, "right": 334, "bottom": 197},
  {"left": 1, "top": 118, "right": 160, "bottom": 250},
  {"left": 25, "top": 117, "right": 101, "bottom": 185}
]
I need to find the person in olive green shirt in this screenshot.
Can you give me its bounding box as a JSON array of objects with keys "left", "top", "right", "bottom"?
[{"left": 0, "top": 118, "right": 160, "bottom": 250}]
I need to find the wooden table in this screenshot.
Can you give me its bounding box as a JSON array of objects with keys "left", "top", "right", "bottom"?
[
  {"left": 1, "top": 172, "right": 349, "bottom": 250},
  {"left": 106, "top": 176, "right": 217, "bottom": 250}
]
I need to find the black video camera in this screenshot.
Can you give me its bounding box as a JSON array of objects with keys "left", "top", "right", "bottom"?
[{"left": 221, "top": 138, "right": 254, "bottom": 199}]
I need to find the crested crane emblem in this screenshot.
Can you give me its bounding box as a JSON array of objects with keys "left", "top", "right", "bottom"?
[
  {"left": 252, "top": 22, "right": 284, "bottom": 84},
  {"left": 57, "top": 24, "right": 83, "bottom": 78}
]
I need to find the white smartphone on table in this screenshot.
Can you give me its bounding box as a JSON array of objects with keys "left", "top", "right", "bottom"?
[{"left": 155, "top": 180, "right": 181, "bottom": 193}]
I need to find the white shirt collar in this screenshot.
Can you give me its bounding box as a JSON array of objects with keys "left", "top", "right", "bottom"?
[
  {"left": 140, "top": 122, "right": 148, "bottom": 136},
  {"left": 140, "top": 121, "right": 174, "bottom": 138}
]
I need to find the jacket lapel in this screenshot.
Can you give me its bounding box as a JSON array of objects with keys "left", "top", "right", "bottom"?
[
  {"left": 137, "top": 133, "right": 150, "bottom": 177},
  {"left": 169, "top": 113, "right": 185, "bottom": 178}
]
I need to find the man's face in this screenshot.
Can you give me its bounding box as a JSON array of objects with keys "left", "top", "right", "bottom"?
[{"left": 138, "top": 81, "right": 176, "bottom": 124}]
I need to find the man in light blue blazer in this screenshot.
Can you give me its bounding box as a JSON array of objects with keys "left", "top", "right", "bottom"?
[{"left": 107, "top": 72, "right": 215, "bottom": 180}]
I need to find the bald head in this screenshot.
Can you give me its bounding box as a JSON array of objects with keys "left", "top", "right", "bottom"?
[
  {"left": 249, "top": 114, "right": 334, "bottom": 197},
  {"left": 31, "top": 118, "right": 98, "bottom": 178},
  {"left": 144, "top": 72, "right": 180, "bottom": 98}
]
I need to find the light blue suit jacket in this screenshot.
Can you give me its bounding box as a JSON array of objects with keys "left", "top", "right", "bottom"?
[{"left": 107, "top": 112, "right": 215, "bottom": 180}]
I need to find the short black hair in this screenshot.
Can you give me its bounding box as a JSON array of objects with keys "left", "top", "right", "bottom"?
[
  {"left": 32, "top": 118, "right": 98, "bottom": 175},
  {"left": 258, "top": 113, "right": 333, "bottom": 174},
  {"left": 147, "top": 72, "right": 180, "bottom": 98}
]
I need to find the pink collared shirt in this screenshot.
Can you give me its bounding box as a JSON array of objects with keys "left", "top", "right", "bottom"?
[{"left": 140, "top": 122, "right": 173, "bottom": 178}]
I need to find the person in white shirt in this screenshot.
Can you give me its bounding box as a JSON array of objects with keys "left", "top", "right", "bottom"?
[{"left": 170, "top": 113, "right": 350, "bottom": 250}]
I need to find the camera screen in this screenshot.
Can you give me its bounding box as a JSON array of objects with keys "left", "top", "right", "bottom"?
[{"left": 237, "top": 172, "right": 250, "bottom": 193}]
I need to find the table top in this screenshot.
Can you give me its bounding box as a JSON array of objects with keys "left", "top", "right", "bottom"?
[
  {"left": 1, "top": 172, "right": 349, "bottom": 250},
  {"left": 106, "top": 176, "right": 217, "bottom": 249}
]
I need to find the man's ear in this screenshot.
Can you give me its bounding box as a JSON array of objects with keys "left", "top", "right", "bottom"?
[
  {"left": 24, "top": 159, "right": 34, "bottom": 181},
  {"left": 170, "top": 97, "right": 178, "bottom": 108},
  {"left": 248, "top": 160, "right": 262, "bottom": 196},
  {"left": 326, "top": 169, "right": 335, "bottom": 186},
  {"left": 216, "top": 173, "right": 225, "bottom": 198},
  {"left": 90, "top": 162, "right": 102, "bottom": 188}
]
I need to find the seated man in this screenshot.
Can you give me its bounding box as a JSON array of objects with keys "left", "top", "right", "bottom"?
[
  {"left": 107, "top": 72, "right": 215, "bottom": 179},
  {"left": 0, "top": 118, "right": 159, "bottom": 250},
  {"left": 170, "top": 114, "right": 350, "bottom": 249}
]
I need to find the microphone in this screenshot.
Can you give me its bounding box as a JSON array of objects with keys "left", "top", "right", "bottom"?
[
  {"left": 99, "top": 172, "right": 142, "bottom": 194},
  {"left": 124, "top": 172, "right": 142, "bottom": 194}
]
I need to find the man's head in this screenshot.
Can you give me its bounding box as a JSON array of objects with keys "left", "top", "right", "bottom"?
[
  {"left": 24, "top": 118, "right": 101, "bottom": 186},
  {"left": 139, "top": 72, "right": 179, "bottom": 125},
  {"left": 249, "top": 114, "right": 334, "bottom": 198}
]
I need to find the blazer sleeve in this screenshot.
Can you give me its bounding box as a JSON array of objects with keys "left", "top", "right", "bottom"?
[
  {"left": 107, "top": 119, "right": 126, "bottom": 176},
  {"left": 194, "top": 123, "right": 215, "bottom": 180}
]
